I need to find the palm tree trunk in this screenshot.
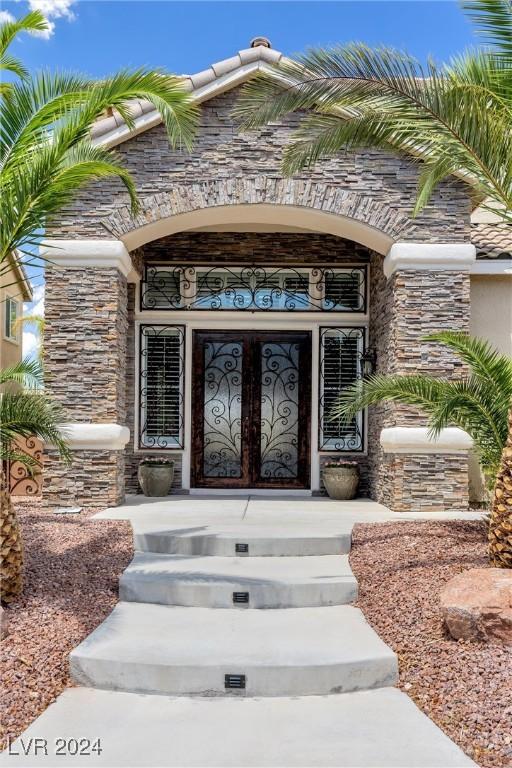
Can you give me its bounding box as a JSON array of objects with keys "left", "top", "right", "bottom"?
[
  {"left": 489, "top": 406, "right": 512, "bottom": 568},
  {"left": 0, "top": 468, "right": 23, "bottom": 602}
]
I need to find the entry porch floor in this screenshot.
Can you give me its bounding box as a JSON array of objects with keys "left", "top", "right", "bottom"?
[{"left": 2, "top": 497, "right": 480, "bottom": 767}]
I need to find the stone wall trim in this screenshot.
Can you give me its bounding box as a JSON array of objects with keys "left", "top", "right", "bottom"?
[
  {"left": 384, "top": 243, "right": 476, "bottom": 278},
  {"left": 48, "top": 423, "right": 131, "bottom": 451},
  {"left": 380, "top": 427, "right": 473, "bottom": 454},
  {"left": 41, "top": 239, "right": 133, "bottom": 278}
]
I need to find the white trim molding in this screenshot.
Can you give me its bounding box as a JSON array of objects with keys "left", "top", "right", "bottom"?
[
  {"left": 384, "top": 243, "right": 476, "bottom": 278},
  {"left": 41, "top": 239, "right": 133, "bottom": 278},
  {"left": 380, "top": 427, "right": 473, "bottom": 454},
  {"left": 470, "top": 259, "right": 512, "bottom": 276},
  {"left": 50, "top": 423, "right": 130, "bottom": 451}
]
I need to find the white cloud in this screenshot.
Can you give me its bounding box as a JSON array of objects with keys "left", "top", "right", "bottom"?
[
  {"left": 22, "top": 283, "right": 44, "bottom": 359},
  {"left": 28, "top": 0, "right": 76, "bottom": 39},
  {"left": 0, "top": 10, "right": 15, "bottom": 23},
  {"left": 24, "top": 283, "right": 45, "bottom": 317},
  {"left": 23, "top": 330, "right": 39, "bottom": 359}
]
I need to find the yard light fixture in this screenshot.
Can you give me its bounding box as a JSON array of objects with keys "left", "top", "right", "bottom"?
[{"left": 359, "top": 348, "right": 376, "bottom": 378}]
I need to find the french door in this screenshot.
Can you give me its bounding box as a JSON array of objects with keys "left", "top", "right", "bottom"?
[{"left": 191, "top": 330, "right": 311, "bottom": 488}]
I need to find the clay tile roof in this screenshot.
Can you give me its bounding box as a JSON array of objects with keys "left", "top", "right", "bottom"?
[
  {"left": 471, "top": 222, "right": 512, "bottom": 259},
  {"left": 90, "top": 43, "right": 283, "bottom": 145}
]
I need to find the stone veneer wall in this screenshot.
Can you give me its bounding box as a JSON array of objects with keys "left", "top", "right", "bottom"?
[
  {"left": 43, "top": 450, "right": 125, "bottom": 508},
  {"left": 43, "top": 267, "right": 128, "bottom": 508},
  {"left": 48, "top": 89, "right": 470, "bottom": 244},
  {"left": 44, "top": 85, "right": 475, "bottom": 509},
  {"left": 139, "top": 231, "right": 372, "bottom": 265},
  {"left": 370, "top": 266, "right": 471, "bottom": 512}
]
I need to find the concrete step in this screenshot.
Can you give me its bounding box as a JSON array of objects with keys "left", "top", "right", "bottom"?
[
  {"left": 70, "top": 602, "right": 397, "bottom": 697},
  {"left": 133, "top": 521, "right": 352, "bottom": 556},
  {"left": 1, "top": 687, "right": 475, "bottom": 767},
  {"left": 119, "top": 552, "right": 358, "bottom": 608}
]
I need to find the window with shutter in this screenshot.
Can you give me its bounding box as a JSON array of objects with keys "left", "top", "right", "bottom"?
[
  {"left": 142, "top": 267, "right": 183, "bottom": 309},
  {"left": 141, "top": 265, "right": 366, "bottom": 312},
  {"left": 139, "top": 325, "right": 184, "bottom": 448},
  {"left": 319, "top": 327, "right": 365, "bottom": 451},
  {"left": 323, "top": 269, "right": 365, "bottom": 311}
]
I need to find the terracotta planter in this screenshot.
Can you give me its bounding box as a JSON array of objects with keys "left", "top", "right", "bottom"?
[
  {"left": 138, "top": 462, "right": 175, "bottom": 497},
  {"left": 322, "top": 466, "right": 360, "bottom": 500}
]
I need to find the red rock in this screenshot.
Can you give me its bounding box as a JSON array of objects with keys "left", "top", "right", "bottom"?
[
  {"left": 440, "top": 568, "right": 512, "bottom": 643},
  {"left": 0, "top": 604, "right": 8, "bottom": 638}
]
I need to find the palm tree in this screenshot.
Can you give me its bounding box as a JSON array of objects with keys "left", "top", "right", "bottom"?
[
  {"left": 233, "top": 0, "right": 511, "bottom": 222},
  {"left": 0, "top": 11, "right": 198, "bottom": 596},
  {"left": 1, "top": 359, "right": 70, "bottom": 602},
  {"left": 15, "top": 313, "right": 45, "bottom": 363},
  {"left": 332, "top": 332, "right": 512, "bottom": 566},
  {"left": 234, "top": 0, "right": 512, "bottom": 565},
  {"left": 0, "top": 11, "right": 199, "bottom": 276},
  {"left": 490, "top": 408, "right": 512, "bottom": 567}
]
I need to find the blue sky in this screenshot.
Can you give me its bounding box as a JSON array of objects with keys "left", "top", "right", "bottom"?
[
  {"left": 2, "top": 0, "right": 479, "bottom": 354},
  {"left": 5, "top": 1, "right": 477, "bottom": 77}
]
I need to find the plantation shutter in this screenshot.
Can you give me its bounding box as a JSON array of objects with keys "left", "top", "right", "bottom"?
[
  {"left": 142, "top": 268, "right": 182, "bottom": 309},
  {"left": 320, "top": 328, "right": 364, "bottom": 451},
  {"left": 323, "top": 269, "right": 365, "bottom": 311},
  {"left": 140, "top": 326, "right": 184, "bottom": 448}
]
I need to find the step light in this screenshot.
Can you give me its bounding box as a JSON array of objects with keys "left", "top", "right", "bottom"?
[
  {"left": 235, "top": 543, "right": 249, "bottom": 553},
  {"left": 225, "top": 674, "right": 246, "bottom": 689},
  {"left": 232, "top": 592, "right": 249, "bottom": 604}
]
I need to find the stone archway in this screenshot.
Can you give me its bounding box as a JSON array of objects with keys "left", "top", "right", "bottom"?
[{"left": 101, "top": 177, "right": 412, "bottom": 255}]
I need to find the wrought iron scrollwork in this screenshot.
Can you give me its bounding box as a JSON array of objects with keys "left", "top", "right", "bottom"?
[
  {"left": 319, "top": 327, "right": 365, "bottom": 452},
  {"left": 203, "top": 341, "right": 243, "bottom": 478},
  {"left": 139, "top": 324, "right": 185, "bottom": 449},
  {"left": 260, "top": 342, "right": 300, "bottom": 479},
  {"left": 3, "top": 436, "right": 43, "bottom": 496},
  {"left": 141, "top": 264, "right": 367, "bottom": 312}
]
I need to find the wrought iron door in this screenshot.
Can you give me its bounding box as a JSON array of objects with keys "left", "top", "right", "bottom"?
[{"left": 192, "top": 331, "right": 311, "bottom": 488}]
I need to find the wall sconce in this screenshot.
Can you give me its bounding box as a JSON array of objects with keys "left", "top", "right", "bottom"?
[{"left": 359, "top": 348, "right": 377, "bottom": 378}]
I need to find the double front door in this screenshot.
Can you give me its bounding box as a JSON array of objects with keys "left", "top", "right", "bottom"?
[{"left": 192, "top": 331, "right": 311, "bottom": 488}]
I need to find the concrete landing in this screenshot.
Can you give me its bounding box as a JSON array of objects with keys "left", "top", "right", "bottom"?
[
  {"left": 95, "top": 494, "right": 483, "bottom": 524},
  {"left": 1, "top": 687, "right": 475, "bottom": 767},
  {"left": 120, "top": 552, "right": 358, "bottom": 607},
  {"left": 70, "top": 602, "right": 397, "bottom": 697}
]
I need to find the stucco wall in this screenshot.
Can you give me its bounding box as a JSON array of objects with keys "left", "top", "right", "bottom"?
[
  {"left": 470, "top": 276, "right": 512, "bottom": 357},
  {"left": 469, "top": 274, "right": 512, "bottom": 503},
  {"left": 0, "top": 285, "right": 22, "bottom": 370}
]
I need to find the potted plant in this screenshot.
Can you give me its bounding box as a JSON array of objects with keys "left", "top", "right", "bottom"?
[
  {"left": 138, "top": 457, "right": 175, "bottom": 497},
  {"left": 322, "top": 460, "right": 360, "bottom": 500}
]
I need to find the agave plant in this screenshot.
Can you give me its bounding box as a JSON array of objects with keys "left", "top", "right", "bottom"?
[
  {"left": 331, "top": 332, "right": 512, "bottom": 566},
  {"left": 233, "top": 0, "right": 512, "bottom": 222},
  {"left": 0, "top": 11, "right": 199, "bottom": 277},
  {"left": 0, "top": 359, "right": 71, "bottom": 602}
]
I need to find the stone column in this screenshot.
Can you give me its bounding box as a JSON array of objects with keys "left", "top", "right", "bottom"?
[
  {"left": 42, "top": 240, "right": 132, "bottom": 508},
  {"left": 377, "top": 242, "right": 476, "bottom": 513}
]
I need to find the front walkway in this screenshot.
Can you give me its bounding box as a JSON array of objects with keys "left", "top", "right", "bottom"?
[{"left": 2, "top": 498, "right": 478, "bottom": 767}]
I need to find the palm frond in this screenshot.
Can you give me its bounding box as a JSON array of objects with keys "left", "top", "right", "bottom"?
[
  {"left": 0, "top": 67, "right": 199, "bottom": 262},
  {"left": 235, "top": 40, "right": 512, "bottom": 217},
  {"left": 425, "top": 331, "right": 512, "bottom": 388},
  {"left": 0, "top": 358, "right": 43, "bottom": 388},
  {"left": 331, "top": 334, "right": 512, "bottom": 489},
  {"left": 462, "top": 0, "right": 512, "bottom": 60},
  {"left": 0, "top": 11, "right": 48, "bottom": 95},
  {"left": 0, "top": 392, "right": 71, "bottom": 464}
]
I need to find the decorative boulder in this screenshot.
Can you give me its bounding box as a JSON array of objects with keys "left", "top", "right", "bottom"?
[{"left": 440, "top": 568, "right": 512, "bottom": 643}]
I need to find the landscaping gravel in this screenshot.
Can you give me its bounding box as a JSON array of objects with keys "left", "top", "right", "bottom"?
[
  {"left": 0, "top": 502, "right": 132, "bottom": 751},
  {"left": 350, "top": 520, "right": 512, "bottom": 768}
]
